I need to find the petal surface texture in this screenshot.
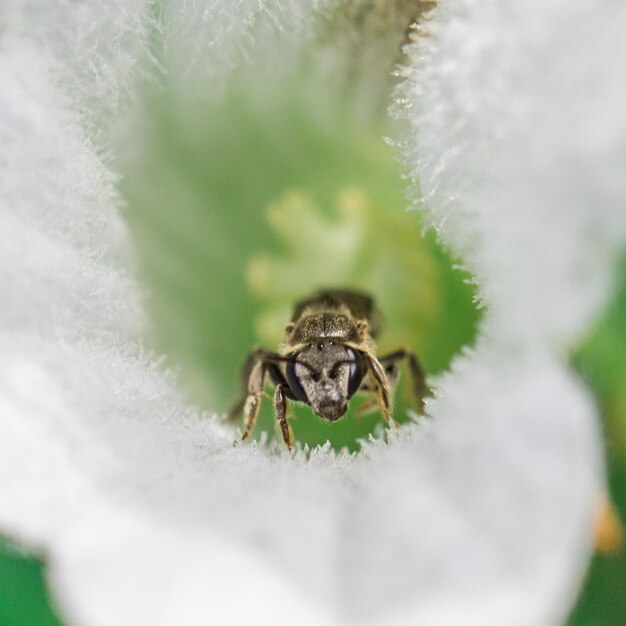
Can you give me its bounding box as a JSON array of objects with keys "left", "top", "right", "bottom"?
[{"left": 2, "top": 1, "right": 625, "bottom": 625}]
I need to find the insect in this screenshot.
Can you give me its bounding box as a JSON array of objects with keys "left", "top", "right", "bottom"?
[{"left": 229, "top": 289, "right": 428, "bottom": 450}]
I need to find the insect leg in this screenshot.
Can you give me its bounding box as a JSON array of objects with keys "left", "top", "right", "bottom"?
[
  {"left": 228, "top": 348, "right": 285, "bottom": 441},
  {"left": 228, "top": 347, "right": 268, "bottom": 422},
  {"left": 274, "top": 383, "right": 294, "bottom": 451},
  {"left": 362, "top": 352, "right": 392, "bottom": 424},
  {"left": 357, "top": 355, "right": 400, "bottom": 397},
  {"left": 379, "top": 348, "right": 428, "bottom": 414},
  {"left": 240, "top": 359, "right": 267, "bottom": 442}
]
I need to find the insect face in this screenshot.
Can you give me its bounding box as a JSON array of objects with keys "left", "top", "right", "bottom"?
[{"left": 286, "top": 341, "right": 367, "bottom": 421}]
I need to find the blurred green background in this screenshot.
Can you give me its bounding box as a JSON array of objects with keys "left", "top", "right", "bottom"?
[
  {"left": 0, "top": 538, "right": 63, "bottom": 626},
  {"left": 568, "top": 256, "right": 626, "bottom": 625},
  {"left": 116, "top": 85, "right": 480, "bottom": 449}
]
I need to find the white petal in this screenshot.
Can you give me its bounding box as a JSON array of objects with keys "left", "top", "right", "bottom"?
[
  {"left": 402, "top": 0, "right": 626, "bottom": 345},
  {"left": 1, "top": 1, "right": 624, "bottom": 625}
]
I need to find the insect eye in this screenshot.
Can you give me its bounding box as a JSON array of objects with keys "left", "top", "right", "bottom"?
[
  {"left": 346, "top": 349, "right": 367, "bottom": 398},
  {"left": 329, "top": 369, "right": 338, "bottom": 380},
  {"left": 285, "top": 359, "right": 309, "bottom": 403},
  {"left": 311, "top": 372, "right": 321, "bottom": 383}
]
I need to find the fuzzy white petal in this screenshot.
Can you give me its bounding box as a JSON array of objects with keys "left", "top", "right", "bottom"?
[
  {"left": 403, "top": 0, "right": 626, "bottom": 345},
  {"left": 1, "top": 1, "right": 624, "bottom": 625}
]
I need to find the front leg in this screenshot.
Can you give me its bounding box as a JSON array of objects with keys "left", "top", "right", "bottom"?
[
  {"left": 240, "top": 359, "right": 267, "bottom": 442},
  {"left": 362, "top": 352, "right": 392, "bottom": 424},
  {"left": 230, "top": 347, "right": 276, "bottom": 444},
  {"left": 230, "top": 348, "right": 297, "bottom": 445},
  {"left": 274, "top": 384, "right": 294, "bottom": 451},
  {"left": 228, "top": 347, "right": 268, "bottom": 423}
]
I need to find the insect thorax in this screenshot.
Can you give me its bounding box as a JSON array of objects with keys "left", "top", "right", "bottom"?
[{"left": 288, "top": 311, "right": 360, "bottom": 345}]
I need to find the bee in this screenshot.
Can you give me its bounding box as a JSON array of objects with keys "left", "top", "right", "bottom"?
[{"left": 229, "top": 289, "right": 428, "bottom": 450}]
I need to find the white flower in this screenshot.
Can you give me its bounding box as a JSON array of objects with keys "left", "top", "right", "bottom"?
[{"left": 1, "top": 1, "right": 625, "bottom": 625}]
